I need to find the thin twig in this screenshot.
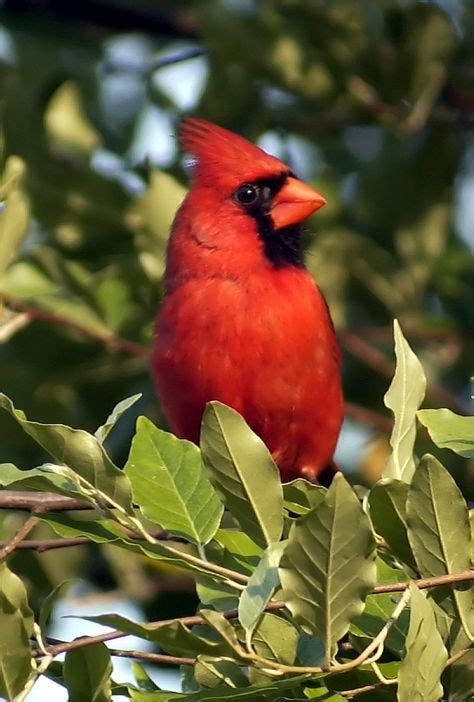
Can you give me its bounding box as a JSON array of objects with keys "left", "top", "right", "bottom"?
[
  {"left": 0, "top": 515, "right": 39, "bottom": 560},
  {"left": 32, "top": 572, "right": 474, "bottom": 663},
  {"left": 340, "top": 330, "right": 466, "bottom": 413},
  {"left": 445, "top": 645, "right": 473, "bottom": 668},
  {"left": 109, "top": 648, "right": 195, "bottom": 666},
  {"left": 1, "top": 293, "right": 150, "bottom": 358},
  {"left": 0, "top": 492, "right": 95, "bottom": 512},
  {"left": 344, "top": 401, "right": 392, "bottom": 433}
]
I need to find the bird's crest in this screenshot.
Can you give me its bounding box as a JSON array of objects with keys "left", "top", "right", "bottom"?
[{"left": 179, "top": 118, "right": 288, "bottom": 189}]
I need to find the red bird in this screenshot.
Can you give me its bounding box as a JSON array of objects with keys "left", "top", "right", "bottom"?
[{"left": 151, "top": 119, "right": 343, "bottom": 483}]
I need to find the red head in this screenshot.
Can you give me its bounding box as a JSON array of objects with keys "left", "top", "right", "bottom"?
[{"left": 164, "top": 119, "right": 326, "bottom": 286}]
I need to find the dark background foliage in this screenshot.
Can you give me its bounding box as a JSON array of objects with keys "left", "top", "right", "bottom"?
[{"left": 0, "top": 0, "right": 472, "bottom": 688}]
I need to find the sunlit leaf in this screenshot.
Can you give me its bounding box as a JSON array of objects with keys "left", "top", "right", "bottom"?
[
  {"left": 383, "top": 320, "right": 426, "bottom": 483},
  {"left": 279, "top": 474, "right": 376, "bottom": 666},
  {"left": 0, "top": 463, "right": 84, "bottom": 499},
  {"left": 201, "top": 402, "right": 283, "bottom": 549},
  {"left": 0, "top": 392, "right": 133, "bottom": 511},
  {"left": 397, "top": 584, "right": 447, "bottom": 702},
  {"left": 417, "top": 409, "right": 474, "bottom": 458},
  {"left": 44, "top": 81, "right": 102, "bottom": 155},
  {"left": 407, "top": 455, "right": 473, "bottom": 640},
  {"left": 125, "top": 416, "right": 223, "bottom": 544},
  {"left": 95, "top": 394, "right": 142, "bottom": 444}
]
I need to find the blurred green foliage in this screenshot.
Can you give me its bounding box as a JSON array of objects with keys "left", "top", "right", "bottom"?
[{"left": 0, "top": 0, "right": 472, "bottom": 620}]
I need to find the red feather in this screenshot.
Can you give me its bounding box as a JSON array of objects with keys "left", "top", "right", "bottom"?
[{"left": 151, "top": 119, "right": 343, "bottom": 482}]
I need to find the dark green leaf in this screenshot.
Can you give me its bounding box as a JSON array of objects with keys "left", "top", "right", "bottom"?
[
  {"left": 397, "top": 584, "right": 447, "bottom": 702},
  {"left": 64, "top": 643, "right": 112, "bottom": 702},
  {"left": 279, "top": 474, "right": 376, "bottom": 666},
  {"left": 283, "top": 479, "right": 326, "bottom": 516},
  {"left": 407, "top": 455, "right": 472, "bottom": 640},
  {"left": 195, "top": 657, "right": 248, "bottom": 689},
  {"left": 0, "top": 564, "right": 33, "bottom": 701},
  {"left": 368, "top": 480, "right": 416, "bottom": 570},
  {"left": 79, "top": 613, "right": 235, "bottom": 658}
]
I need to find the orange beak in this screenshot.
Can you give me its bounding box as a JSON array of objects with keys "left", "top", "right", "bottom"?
[{"left": 270, "top": 177, "right": 326, "bottom": 230}]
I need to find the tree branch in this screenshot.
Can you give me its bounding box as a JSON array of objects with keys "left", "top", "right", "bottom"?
[
  {"left": 1, "top": 293, "right": 150, "bottom": 358},
  {"left": 30, "top": 569, "right": 474, "bottom": 662},
  {"left": 340, "top": 330, "right": 466, "bottom": 414},
  {"left": 0, "top": 514, "right": 39, "bottom": 560}
]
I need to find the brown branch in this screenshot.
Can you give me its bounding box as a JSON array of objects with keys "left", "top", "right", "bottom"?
[
  {"left": 108, "top": 648, "right": 195, "bottom": 666},
  {"left": 344, "top": 401, "right": 392, "bottom": 433},
  {"left": 1, "top": 293, "right": 150, "bottom": 358},
  {"left": 0, "top": 492, "right": 95, "bottom": 512},
  {"left": 445, "top": 645, "right": 473, "bottom": 668},
  {"left": 340, "top": 330, "right": 466, "bottom": 414},
  {"left": 31, "top": 570, "right": 474, "bottom": 661},
  {"left": 0, "top": 514, "right": 39, "bottom": 560}
]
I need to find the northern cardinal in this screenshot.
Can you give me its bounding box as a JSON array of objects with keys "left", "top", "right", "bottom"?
[{"left": 151, "top": 119, "right": 343, "bottom": 483}]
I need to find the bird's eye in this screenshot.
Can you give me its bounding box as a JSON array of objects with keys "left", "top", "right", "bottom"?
[{"left": 235, "top": 183, "right": 259, "bottom": 205}]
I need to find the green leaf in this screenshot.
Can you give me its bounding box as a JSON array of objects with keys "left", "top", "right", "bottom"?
[
  {"left": 95, "top": 394, "right": 142, "bottom": 444},
  {"left": 397, "top": 584, "right": 447, "bottom": 702},
  {"left": 64, "top": 643, "right": 112, "bottom": 702},
  {"left": 78, "top": 613, "right": 235, "bottom": 658},
  {"left": 201, "top": 402, "right": 283, "bottom": 548},
  {"left": 0, "top": 562, "right": 34, "bottom": 634},
  {"left": 247, "top": 612, "right": 299, "bottom": 665},
  {"left": 44, "top": 81, "right": 102, "bottom": 155},
  {"left": 417, "top": 409, "right": 474, "bottom": 458},
  {"left": 0, "top": 161, "right": 29, "bottom": 279},
  {"left": 0, "top": 463, "right": 84, "bottom": 499},
  {"left": 195, "top": 657, "right": 248, "bottom": 689},
  {"left": 279, "top": 474, "right": 376, "bottom": 666},
  {"left": 368, "top": 480, "right": 417, "bottom": 570},
  {"left": 446, "top": 647, "right": 474, "bottom": 701},
  {"left": 407, "top": 455, "right": 473, "bottom": 640},
  {"left": 128, "top": 674, "right": 311, "bottom": 700},
  {"left": 196, "top": 575, "right": 239, "bottom": 612},
  {"left": 214, "top": 530, "right": 262, "bottom": 575},
  {"left": 125, "top": 416, "right": 223, "bottom": 544},
  {"left": 350, "top": 559, "right": 409, "bottom": 657},
  {"left": 39, "top": 579, "right": 74, "bottom": 632},
  {"left": 283, "top": 479, "right": 326, "bottom": 515},
  {"left": 200, "top": 609, "right": 247, "bottom": 660},
  {"left": 133, "top": 663, "right": 159, "bottom": 692},
  {"left": 0, "top": 393, "right": 133, "bottom": 511},
  {"left": 0, "top": 564, "right": 33, "bottom": 701},
  {"left": 40, "top": 514, "right": 122, "bottom": 543},
  {"left": 238, "top": 541, "right": 286, "bottom": 634},
  {"left": 383, "top": 320, "right": 426, "bottom": 483}
]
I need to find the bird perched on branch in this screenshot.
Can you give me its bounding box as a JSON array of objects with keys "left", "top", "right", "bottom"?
[{"left": 151, "top": 119, "right": 343, "bottom": 483}]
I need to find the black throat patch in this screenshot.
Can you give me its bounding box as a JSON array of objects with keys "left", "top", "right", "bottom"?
[
  {"left": 253, "top": 213, "right": 305, "bottom": 269},
  {"left": 242, "top": 173, "right": 305, "bottom": 269}
]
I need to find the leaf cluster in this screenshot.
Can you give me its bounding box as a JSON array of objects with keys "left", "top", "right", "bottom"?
[{"left": 0, "top": 324, "right": 472, "bottom": 700}]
